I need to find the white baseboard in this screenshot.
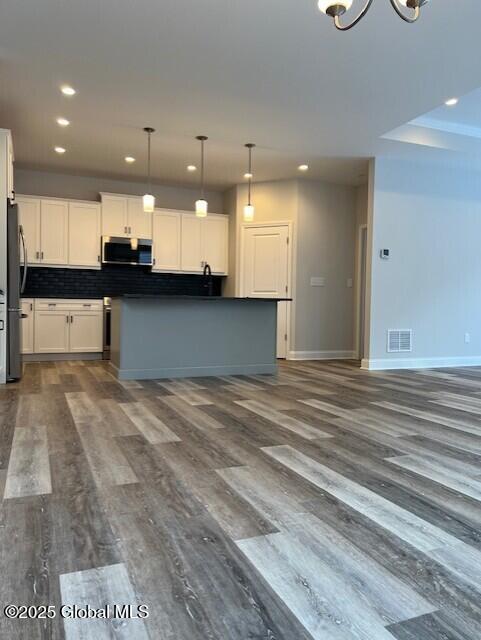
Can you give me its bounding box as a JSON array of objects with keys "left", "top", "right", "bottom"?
[
  {"left": 361, "top": 356, "right": 481, "bottom": 371},
  {"left": 288, "top": 350, "right": 356, "bottom": 361}
]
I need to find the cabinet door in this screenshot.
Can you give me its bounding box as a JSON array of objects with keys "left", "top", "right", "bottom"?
[
  {"left": 69, "top": 311, "right": 103, "bottom": 353},
  {"left": 101, "top": 195, "right": 128, "bottom": 237},
  {"left": 152, "top": 211, "right": 181, "bottom": 271},
  {"left": 128, "top": 197, "right": 152, "bottom": 239},
  {"left": 181, "top": 214, "right": 203, "bottom": 272},
  {"left": 40, "top": 200, "right": 69, "bottom": 264},
  {"left": 17, "top": 197, "right": 41, "bottom": 264},
  {"left": 202, "top": 215, "right": 228, "bottom": 274},
  {"left": 34, "top": 310, "right": 69, "bottom": 353},
  {"left": 69, "top": 202, "right": 101, "bottom": 267},
  {"left": 21, "top": 299, "right": 34, "bottom": 354}
]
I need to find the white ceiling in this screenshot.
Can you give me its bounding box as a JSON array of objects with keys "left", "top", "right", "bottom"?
[{"left": 1, "top": 0, "right": 481, "bottom": 190}]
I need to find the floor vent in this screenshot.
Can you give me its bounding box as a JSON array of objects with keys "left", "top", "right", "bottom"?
[{"left": 387, "top": 329, "right": 412, "bottom": 353}]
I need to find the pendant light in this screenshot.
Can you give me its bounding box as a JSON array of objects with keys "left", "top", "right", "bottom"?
[
  {"left": 195, "top": 135, "right": 208, "bottom": 217},
  {"left": 244, "top": 144, "right": 255, "bottom": 222},
  {"left": 143, "top": 127, "right": 155, "bottom": 213}
]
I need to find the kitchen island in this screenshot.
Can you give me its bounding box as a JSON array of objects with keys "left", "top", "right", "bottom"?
[{"left": 109, "top": 295, "right": 288, "bottom": 380}]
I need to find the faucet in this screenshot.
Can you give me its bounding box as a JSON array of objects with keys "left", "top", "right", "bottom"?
[{"left": 203, "top": 263, "right": 214, "bottom": 296}]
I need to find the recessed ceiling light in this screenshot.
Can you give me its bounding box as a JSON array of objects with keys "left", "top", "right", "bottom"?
[
  {"left": 187, "top": 164, "right": 197, "bottom": 172},
  {"left": 54, "top": 146, "right": 66, "bottom": 154},
  {"left": 60, "top": 85, "right": 76, "bottom": 96},
  {"left": 298, "top": 164, "right": 309, "bottom": 171},
  {"left": 125, "top": 156, "right": 136, "bottom": 163},
  {"left": 445, "top": 97, "right": 458, "bottom": 107},
  {"left": 56, "top": 117, "right": 70, "bottom": 127},
  {"left": 244, "top": 172, "right": 253, "bottom": 179}
]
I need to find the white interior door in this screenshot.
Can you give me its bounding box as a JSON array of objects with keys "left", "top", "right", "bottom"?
[{"left": 242, "top": 225, "right": 290, "bottom": 358}]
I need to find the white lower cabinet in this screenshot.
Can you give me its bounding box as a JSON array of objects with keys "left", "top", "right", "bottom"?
[
  {"left": 69, "top": 311, "right": 103, "bottom": 352},
  {"left": 34, "top": 309, "right": 70, "bottom": 353},
  {"left": 21, "top": 299, "right": 34, "bottom": 354},
  {"left": 33, "top": 299, "right": 103, "bottom": 355}
]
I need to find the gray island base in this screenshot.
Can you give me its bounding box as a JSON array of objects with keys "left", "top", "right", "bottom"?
[{"left": 109, "top": 296, "right": 282, "bottom": 380}]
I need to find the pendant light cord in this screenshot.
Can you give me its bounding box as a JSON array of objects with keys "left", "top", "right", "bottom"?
[
  {"left": 245, "top": 143, "right": 255, "bottom": 206},
  {"left": 148, "top": 130, "right": 151, "bottom": 192},
  {"left": 201, "top": 138, "right": 205, "bottom": 200},
  {"left": 248, "top": 146, "right": 252, "bottom": 206}
]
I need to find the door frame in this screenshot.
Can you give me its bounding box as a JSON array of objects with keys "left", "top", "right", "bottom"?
[
  {"left": 239, "top": 220, "right": 294, "bottom": 359},
  {"left": 355, "top": 224, "right": 368, "bottom": 359}
]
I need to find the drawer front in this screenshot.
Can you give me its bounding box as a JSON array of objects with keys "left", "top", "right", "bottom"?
[{"left": 34, "top": 299, "right": 103, "bottom": 312}]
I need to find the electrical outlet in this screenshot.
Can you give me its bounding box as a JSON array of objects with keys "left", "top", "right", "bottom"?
[{"left": 465, "top": 333, "right": 471, "bottom": 344}]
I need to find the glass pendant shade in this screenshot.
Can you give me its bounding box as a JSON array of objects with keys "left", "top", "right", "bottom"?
[
  {"left": 243, "top": 204, "right": 255, "bottom": 222},
  {"left": 143, "top": 193, "right": 155, "bottom": 213},
  {"left": 318, "top": 0, "right": 352, "bottom": 13},
  {"left": 195, "top": 199, "right": 208, "bottom": 217}
]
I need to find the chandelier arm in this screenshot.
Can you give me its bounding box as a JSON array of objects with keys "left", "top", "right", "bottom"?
[
  {"left": 389, "top": 0, "right": 420, "bottom": 23},
  {"left": 333, "top": 0, "right": 375, "bottom": 31}
]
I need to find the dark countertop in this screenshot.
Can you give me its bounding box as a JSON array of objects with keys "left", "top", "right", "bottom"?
[{"left": 112, "top": 295, "right": 292, "bottom": 302}]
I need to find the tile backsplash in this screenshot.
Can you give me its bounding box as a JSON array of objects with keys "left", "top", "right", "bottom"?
[{"left": 23, "top": 265, "right": 223, "bottom": 298}]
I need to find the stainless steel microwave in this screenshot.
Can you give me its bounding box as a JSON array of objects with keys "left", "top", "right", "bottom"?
[{"left": 101, "top": 236, "right": 153, "bottom": 266}]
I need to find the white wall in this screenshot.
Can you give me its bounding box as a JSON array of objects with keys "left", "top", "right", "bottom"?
[
  {"left": 15, "top": 168, "right": 224, "bottom": 213},
  {"left": 294, "top": 180, "right": 356, "bottom": 357},
  {"left": 365, "top": 156, "right": 481, "bottom": 369},
  {"left": 226, "top": 178, "right": 357, "bottom": 358}
]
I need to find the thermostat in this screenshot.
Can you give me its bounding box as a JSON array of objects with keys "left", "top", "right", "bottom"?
[{"left": 380, "top": 249, "right": 390, "bottom": 260}]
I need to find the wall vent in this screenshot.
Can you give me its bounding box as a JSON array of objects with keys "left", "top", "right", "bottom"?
[{"left": 387, "top": 329, "right": 412, "bottom": 353}]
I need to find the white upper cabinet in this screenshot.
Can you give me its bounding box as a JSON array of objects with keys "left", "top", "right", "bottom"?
[
  {"left": 68, "top": 202, "right": 101, "bottom": 267},
  {"left": 152, "top": 210, "right": 181, "bottom": 271},
  {"left": 181, "top": 215, "right": 203, "bottom": 272},
  {"left": 101, "top": 194, "right": 128, "bottom": 237},
  {"left": 181, "top": 213, "right": 228, "bottom": 274},
  {"left": 40, "top": 199, "right": 69, "bottom": 264},
  {"left": 127, "top": 197, "right": 152, "bottom": 238},
  {"left": 202, "top": 215, "right": 228, "bottom": 274},
  {"left": 101, "top": 194, "right": 152, "bottom": 239},
  {"left": 17, "top": 197, "right": 41, "bottom": 264}
]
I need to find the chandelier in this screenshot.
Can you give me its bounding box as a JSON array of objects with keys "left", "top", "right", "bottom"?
[{"left": 318, "top": 0, "right": 429, "bottom": 31}]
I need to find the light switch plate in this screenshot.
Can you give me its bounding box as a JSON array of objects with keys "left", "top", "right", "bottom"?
[{"left": 310, "top": 277, "right": 325, "bottom": 287}]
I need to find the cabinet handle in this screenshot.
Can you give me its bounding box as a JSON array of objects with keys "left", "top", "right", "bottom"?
[
  {"left": 30, "top": 303, "right": 33, "bottom": 311},
  {"left": 71, "top": 315, "right": 74, "bottom": 323},
  {"left": 36, "top": 251, "right": 40, "bottom": 259},
  {"left": 124, "top": 226, "right": 128, "bottom": 234},
  {"left": 66, "top": 315, "right": 69, "bottom": 323},
  {"left": 153, "top": 258, "right": 156, "bottom": 266},
  {"left": 129, "top": 226, "right": 132, "bottom": 234},
  {"left": 41, "top": 251, "right": 44, "bottom": 260},
  {"left": 98, "top": 255, "right": 101, "bottom": 262}
]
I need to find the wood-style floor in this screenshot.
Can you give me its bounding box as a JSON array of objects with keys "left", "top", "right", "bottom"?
[{"left": 1, "top": 360, "right": 481, "bottom": 639}]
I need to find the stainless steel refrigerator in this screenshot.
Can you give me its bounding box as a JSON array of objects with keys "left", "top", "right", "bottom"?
[{"left": 6, "top": 200, "right": 27, "bottom": 381}]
